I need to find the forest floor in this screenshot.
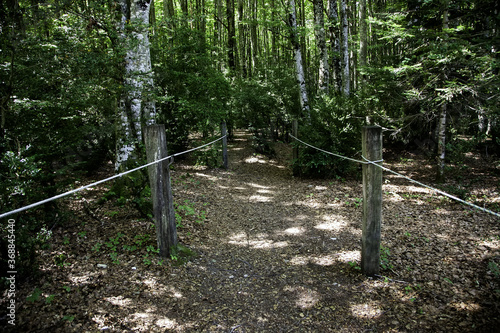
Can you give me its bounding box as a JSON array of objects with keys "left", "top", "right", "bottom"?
[{"left": 4, "top": 130, "right": 500, "bottom": 332}]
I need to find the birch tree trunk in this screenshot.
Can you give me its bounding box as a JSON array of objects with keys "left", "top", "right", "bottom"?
[
  {"left": 436, "top": 103, "right": 447, "bottom": 182},
  {"left": 436, "top": 0, "right": 449, "bottom": 182},
  {"left": 328, "top": 0, "right": 342, "bottom": 93},
  {"left": 288, "top": 0, "right": 311, "bottom": 120},
  {"left": 340, "top": 0, "right": 350, "bottom": 96},
  {"left": 115, "top": 0, "right": 156, "bottom": 171},
  {"left": 313, "top": 0, "right": 329, "bottom": 94}
]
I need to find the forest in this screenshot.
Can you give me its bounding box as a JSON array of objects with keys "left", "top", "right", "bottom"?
[{"left": 1, "top": 0, "right": 499, "bottom": 331}]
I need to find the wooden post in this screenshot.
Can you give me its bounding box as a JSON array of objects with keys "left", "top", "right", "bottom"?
[
  {"left": 292, "top": 120, "right": 299, "bottom": 176},
  {"left": 361, "top": 126, "right": 383, "bottom": 276},
  {"left": 144, "top": 125, "right": 178, "bottom": 258},
  {"left": 222, "top": 121, "right": 228, "bottom": 169}
]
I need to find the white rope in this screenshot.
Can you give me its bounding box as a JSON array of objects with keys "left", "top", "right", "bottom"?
[
  {"left": 291, "top": 135, "right": 500, "bottom": 219},
  {"left": 289, "top": 134, "right": 369, "bottom": 164},
  {"left": 361, "top": 156, "right": 500, "bottom": 218},
  {"left": 0, "top": 135, "right": 226, "bottom": 219}
]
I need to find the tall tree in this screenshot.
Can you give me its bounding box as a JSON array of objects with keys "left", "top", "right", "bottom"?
[
  {"left": 327, "top": 0, "right": 342, "bottom": 93},
  {"left": 115, "top": 0, "right": 156, "bottom": 171},
  {"left": 435, "top": 0, "right": 449, "bottom": 182},
  {"left": 288, "top": 0, "right": 311, "bottom": 119},
  {"left": 340, "top": 0, "right": 350, "bottom": 96},
  {"left": 313, "top": 0, "right": 329, "bottom": 94},
  {"left": 227, "top": 0, "right": 238, "bottom": 72}
]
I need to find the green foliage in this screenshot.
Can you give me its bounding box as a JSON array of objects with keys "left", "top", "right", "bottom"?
[
  {"left": 380, "top": 246, "right": 394, "bottom": 271},
  {"left": 152, "top": 24, "right": 231, "bottom": 153},
  {"left": 26, "top": 287, "right": 43, "bottom": 303},
  {"left": 175, "top": 200, "right": 207, "bottom": 228},
  {"left": 292, "top": 96, "right": 363, "bottom": 178},
  {"left": 169, "top": 243, "right": 196, "bottom": 265}
]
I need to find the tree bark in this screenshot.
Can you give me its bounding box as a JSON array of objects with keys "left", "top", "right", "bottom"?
[
  {"left": 227, "top": 0, "right": 238, "bottom": 73},
  {"left": 327, "top": 0, "right": 342, "bottom": 93},
  {"left": 288, "top": 0, "right": 311, "bottom": 120},
  {"left": 313, "top": 0, "right": 329, "bottom": 94},
  {"left": 116, "top": 0, "right": 156, "bottom": 171},
  {"left": 436, "top": 103, "right": 447, "bottom": 182},
  {"left": 340, "top": 0, "right": 350, "bottom": 96},
  {"left": 238, "top": 0, "right": 247, "bottom": 77},
  {"left": 359, "top": 0, "right": 367, "bottom": 72}
]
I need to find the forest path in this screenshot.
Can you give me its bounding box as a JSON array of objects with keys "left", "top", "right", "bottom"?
[
  {"left": 167, "top": 129, "right": 366, "bottom": 331},
  {"left": 10, "top": 130, "right": 500, "bottom": 332}
]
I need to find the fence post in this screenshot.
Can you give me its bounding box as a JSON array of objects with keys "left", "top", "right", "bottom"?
[
  {"left": 222, "top": 121, "right": 228, "bottom": 169},
  {"left": 144, "top": 124, "right": 178, "bottom": 258},
  {"left": 361, "top": 126, "right": 383, "bottom": 276}
]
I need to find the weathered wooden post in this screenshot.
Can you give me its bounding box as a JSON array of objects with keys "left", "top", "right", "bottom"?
[
  {"left": 222, "top": 121, "right": 228, "bottom": 169},
  {"left": 292, "top": 120, "right": 299, "bottom": 176},
  {"left": 144, "top": 124, "right": 178, "bottom": 258},
  {"left": 361, "top": 126, "right": 383, "bottom": 276}
]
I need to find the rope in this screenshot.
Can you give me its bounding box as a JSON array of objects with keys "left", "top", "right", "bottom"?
[
  {"left": 289, "top": 134, "right": 370, "bottom": 164},
  {"left": 0, "top": 135, "right": 226, "bottom": 219},
  {"left": 361, "top": 156, "right": 500, "bottom": 218},
  {"left": 291, "top": 135, "right": 500, "bottom": 219}
]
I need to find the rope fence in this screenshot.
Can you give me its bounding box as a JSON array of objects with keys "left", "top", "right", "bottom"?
[
  {"left": 0, "top": 135, "right": 227, "bottom": 220},
  {"left": 290, "top": 133, "right": 500, "bottom": 219}
]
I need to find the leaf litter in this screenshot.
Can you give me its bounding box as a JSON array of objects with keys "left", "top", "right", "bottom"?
[{"left": 4, "top": 130, "right": 500, "bottom": 332}]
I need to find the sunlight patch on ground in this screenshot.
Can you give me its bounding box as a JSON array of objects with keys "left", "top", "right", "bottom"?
[
  {"left": 315, "top": 214, "right": 348, "bottom": 232},
  {"left": 228, "top": 232, "right": 288, "bottom": 249},
  {"left": 246, "top": 182, "right": 273, "bottom": 189},
  {"left": 155, "top": 317, "right": 178, "bottom": 329},
  {"left": 450, "top": 301, "right": 482, "bottom": 312},
  {"left": 284, "top": 285, "right": 321, "bottom": 309},
  {"left": 245, "top": 155, "right": 269, "bottom": 164},
  {"left": 193, "top": 172, "right": 220, "bottom": 182},
  {"left": 105, "top": 295, "right": 132, "bottom": 307},
  {"left": 68, "top": 274, "right": 90, "bottom": 285},
  {"left": 336, "top": 250, "right": 361, "bottom": 263},
  {"left": 249, "top": 194, "right": 273, "bottom": 202},
  {"left": 350, "top": 301, "right": 383, "bottom": 319},
  {"left": 310, "top": 255, "right": 336, "bottom": 266},
  {"left": 282, "top": 226, "right": 306, "bottom": 235},
  {"left": 289, "top": 255, "right": 308, "bottom": 265},
  {"left": 289, "top": 254, "right": 336, "bottom": 266}
]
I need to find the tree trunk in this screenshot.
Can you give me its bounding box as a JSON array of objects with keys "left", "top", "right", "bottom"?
[
  {"left": 288, "top": 0, "right": 311, "bottom": 120},
  {"left": 115, "top": 0, "right": 156, "bottom": 171},
  {"left": 359, "top": 0, "right": 367, "bottom": 72},
  {"left": 328, "top": 0, "right": 342, "bottom": 93},
  {"left": 436, "top": 103, "right": 447, "bottom": 182},
  {"left": 250, "top": 0, "right": 259, "bottom": 76},
  {"left": 313, "top": 0, "right": 329, "bottom": 94},
  {"left": 340, "top": 0, "right": 350, "bottom": 96},
  {"left": 238, "top": 0, "right": 247, "bottom": 77},
  {"left": 227, "top": 0, "right": 238, "bottom": 73}
]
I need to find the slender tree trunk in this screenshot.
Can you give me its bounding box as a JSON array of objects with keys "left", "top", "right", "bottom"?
[
  {"left": 288, "top": 0, "right": 311, "bottom": 120},
  {"left": 250, "top": 0, "right": 259, "bottom": 76},
  {"left": 436, "top": 0, "right": 449, "bottom": 182},
  {"left": 359, "top": 0, "right": 367, "bottom": 73},
  {"left": 227, "top": 0, "right": 238, "bottom": 73},
  {"left": 238, "top": 0, "right": 247, "bottom": 77},
  {"left": 313, "top": 0, "right": 329, "bottom": 94},
  {"left": 116, "top": 0, "right": 156, "bottom": 171},
  {"left": 340, "top": 0, "right": 350, "bottom": 96},
  {"left": 328, "top": 0, "right": 342, "bottom": 93},
  {"left": 163, "top": 0, "right": 176, "bottom": 24},
  {"left": 436, "top": 103, "right": 447, "bottom": 182}
]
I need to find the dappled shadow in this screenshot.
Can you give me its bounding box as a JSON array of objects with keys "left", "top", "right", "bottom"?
[{"left": 6, "top": 130, "right": 500, "bottom": 332}]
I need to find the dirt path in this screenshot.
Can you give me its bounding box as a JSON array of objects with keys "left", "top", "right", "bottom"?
[{"left": 6, "top": 130, "right": 500, "bottom": 332}]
